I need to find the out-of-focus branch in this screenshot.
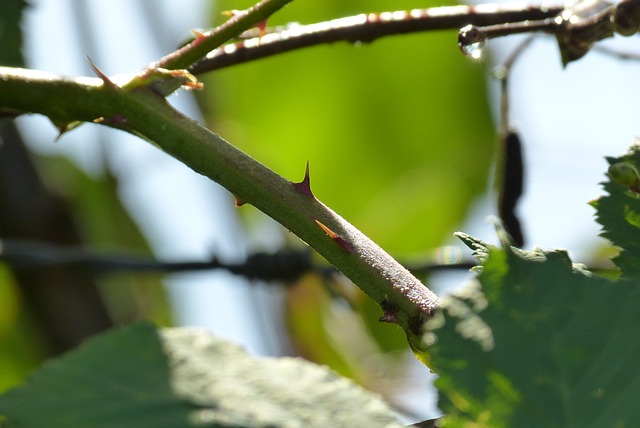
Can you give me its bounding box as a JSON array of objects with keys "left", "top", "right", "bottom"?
[{"left": 190, "top": 3, "right": 563, "bottom": 73}]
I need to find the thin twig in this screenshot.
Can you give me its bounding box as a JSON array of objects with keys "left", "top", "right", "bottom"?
[
  {"left": 150, "top": 0, "right": 294, "bottom": 71},
  {"left": 189, "top": 3, "right": 563, "bottom": 74}
]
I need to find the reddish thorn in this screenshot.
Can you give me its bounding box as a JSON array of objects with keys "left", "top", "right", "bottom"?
[
  {"left": 314, "top": 220, "right": 354, "bottom": 253},
  {"left": 222, "top": 10, "right": 267, "bottom": 42},
  {"left": 191, "top": 29, "right": 207, "bottom": 44},
  {"left": 257, "top": 19, "right": 268, "bottom": 43},
  {"left": 234, "top": 196, "right": 247, "bottom": 207},
  {"left": 292, "top": 161, "right": 314, "bottom": 197},
  {"left": 87, "top": 56, "right": 118, "bottom": 90},
  {"left": 315, "top": 219, "right": 338, "bottom": 239}
]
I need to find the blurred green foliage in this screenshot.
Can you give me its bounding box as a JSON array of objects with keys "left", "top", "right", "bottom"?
[
  {"left": 205, "top": 0, "right": 495, "bottom": 255},
  {"left": 37, "top": 156, "right": 173, "bottom": 326},
  {"left": 0, "top": 0, "right": 26, "bottom": 67},
  {"left": 0, "top": 0, "right": 43, "bottom": 392}
]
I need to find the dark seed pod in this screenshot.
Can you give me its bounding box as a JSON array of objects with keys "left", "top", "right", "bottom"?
[
  {"left": 613, "top": 0, "right": 640, "bottom": 36},
  {"left": 498, "top": 130, "right": 525, "bottom": 247}
]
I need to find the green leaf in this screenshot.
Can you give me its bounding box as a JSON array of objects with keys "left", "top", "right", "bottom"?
[
  {"left": 162, "top": 327, "right": 404, "bottom": 427},
  {"left": 591, "top": 144, "right": 640, "bottom": 278},
  {"left": 0, "top": 323, "right": 193, "bottom": 428},
  {"left": 428, "top": 241, "right": 640, "bottom": 427}
]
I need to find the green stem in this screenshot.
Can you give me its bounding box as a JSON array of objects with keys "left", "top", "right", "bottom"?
[
  {"left": 150, "top": 0, "right": 295, "bottom": 71},
  {"left": 0, "top": 66, "right": 438, "bottom": 352}
]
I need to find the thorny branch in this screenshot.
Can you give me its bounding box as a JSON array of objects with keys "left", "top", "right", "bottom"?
[
  {"left": 191, "top": 0, "right": 640, "bottom": 74},
  {"left": 190, "top": 3, "right": 563, "bottom": 73}
]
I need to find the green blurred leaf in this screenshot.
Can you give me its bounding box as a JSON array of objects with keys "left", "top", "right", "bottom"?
[
  {"left": 0, "top": 0, "right": 36, "bottom": 393},
  {"left": 38, "top": 155, "right": 173, "bottom": 325},
  {"left": 285, "top": 274, "right": 361, "bottom": 379},
  {"left": 0, "top": 323, "right": 192, "bottom": 428},
  {"left": 205, "top": 0, "right": 495, "bottom": 254},
  {"left": 286, "top": 274, "right": 411, "bottom": 395},
  {"left": 428, "top": 239, "right": 640, "bottom": 427},
  {"left": 0, "top": 0, "right": 27, "bottom": 66},
  {"left": 0, "top": 264, "right": 47, "bottom": 393},
  {"left": 591, "top": 144, "right": 640, "bottom": 278}
]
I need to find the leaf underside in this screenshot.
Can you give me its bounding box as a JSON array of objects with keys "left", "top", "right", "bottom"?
[{"left": 0, "top": 323, "right": 403, "bottom": 428}]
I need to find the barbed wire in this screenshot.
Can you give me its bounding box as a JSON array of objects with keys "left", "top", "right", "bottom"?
[{"left": 0, "top": 239, "right": 475, "bottom": 283}]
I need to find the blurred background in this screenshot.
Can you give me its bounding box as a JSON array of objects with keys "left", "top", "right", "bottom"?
[{"left": 0, "top": 0, "right": 638, "bottom": 423}]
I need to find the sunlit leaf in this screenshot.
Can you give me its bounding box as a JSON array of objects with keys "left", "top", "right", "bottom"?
[
  {"left": 428, "top": 239, "right": 640, "bottom": 427},
  {"left": 591, "top": 144, "right": 640, "bottom": 278}
]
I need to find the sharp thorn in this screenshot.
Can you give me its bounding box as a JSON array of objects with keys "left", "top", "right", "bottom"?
[
  {"left": 315, "top": 219, "right": 354, "bottom": 253},
  {"left": 52, "top": 120, "right": 83, "bottom": 140},
  {"left": 191, "top": 29, "right": 207, "bottom": 44},
  {"left": 292, "top": 161, "right": 314, "bottom": 197},
  {"left": 87, "top": 56, "right": 118, "bottom": 90},
  {"left": 315, "top": 219, "right": 338, "bottom": 239}
]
